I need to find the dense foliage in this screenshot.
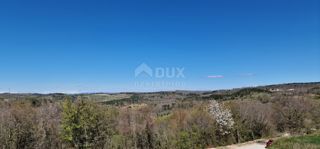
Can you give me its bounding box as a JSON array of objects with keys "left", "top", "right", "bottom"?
[{"left": 1, "top": 83, "right": 320, "bottom": 149}]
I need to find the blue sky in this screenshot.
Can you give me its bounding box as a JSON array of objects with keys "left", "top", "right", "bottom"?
[{"left": 0, "top": 0, "right": 319, "bottom": 93}]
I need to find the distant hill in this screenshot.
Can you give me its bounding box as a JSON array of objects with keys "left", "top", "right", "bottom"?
[{"left": 1, "top": 82, "right": 319, "bottom": 105}]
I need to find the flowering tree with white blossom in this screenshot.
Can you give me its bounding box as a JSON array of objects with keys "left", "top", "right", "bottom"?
[{"left": 209, "top": 100, "right": 234, "bottom": 136}]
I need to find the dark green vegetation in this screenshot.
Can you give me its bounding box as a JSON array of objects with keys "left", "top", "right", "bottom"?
[
  {"left": 270, "top": 134, "right": 320, "bottom": 149},
  {"left": 0, "top": 82, "right": 320, "bottom": 149}
]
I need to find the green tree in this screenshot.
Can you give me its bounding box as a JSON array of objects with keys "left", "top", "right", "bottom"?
[{"left": 61, "top": 99, "right": 115, "bottom": 148}]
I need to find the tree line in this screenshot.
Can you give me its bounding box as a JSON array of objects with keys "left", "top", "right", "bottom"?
[{"left": 0, "top": 95, "right": 319, "bottom": 149}]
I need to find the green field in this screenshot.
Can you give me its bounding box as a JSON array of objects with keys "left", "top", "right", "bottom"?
[{"left": 270, "top": 134, "right": 320, "bottom": 149}]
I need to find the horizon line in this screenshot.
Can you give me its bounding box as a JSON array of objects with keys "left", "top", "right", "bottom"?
[{"left": 0, "top": 81, "right": 319, "bottom": 95}]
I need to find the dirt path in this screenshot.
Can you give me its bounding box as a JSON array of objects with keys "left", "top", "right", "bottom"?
[
  {"left": 210, "top": 133, "right": 290, "bottom": 149},
  {"left": 220, "top": 143, "right": 265, "bottom": 149},
  {"left": 210, "top": 139, "right": 267, "bottom": 149}
]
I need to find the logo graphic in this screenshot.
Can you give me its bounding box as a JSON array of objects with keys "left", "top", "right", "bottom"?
[
  {"left": 134, "top": 63, "right": 185, "bottom": 78},
  {"left": 135, "top": 63, "right": 153, "bottom": 77},
  {"left": 134, "top": 63, "right": 186, "bottom": 89}
]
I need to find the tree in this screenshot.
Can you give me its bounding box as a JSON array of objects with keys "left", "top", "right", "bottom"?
[
  {"left": 208, "top": 100, "right": 234, "bottom": 136},
  {"left": 61, "top": 99, "right": 115, "bottom": 148}
]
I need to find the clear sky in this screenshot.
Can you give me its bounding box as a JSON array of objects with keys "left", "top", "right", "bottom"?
[{"left": 0, "top": 0, "right": 319, "bottom": 93}]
